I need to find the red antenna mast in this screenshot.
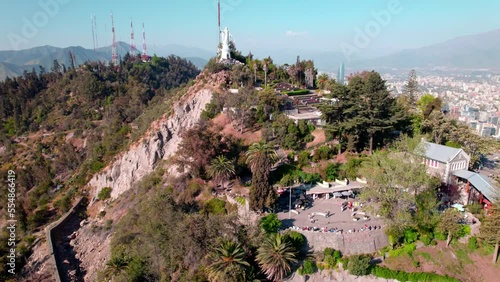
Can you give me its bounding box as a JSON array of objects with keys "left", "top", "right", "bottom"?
[
  {"left": 141, "top": 22, "right": 149, "bottom": 61},
  {"left": 111, "top": 13, "right": 118, "bottom": 65},
  {"left": 130, "top": 18, "right": 136, "bottom": 55}
]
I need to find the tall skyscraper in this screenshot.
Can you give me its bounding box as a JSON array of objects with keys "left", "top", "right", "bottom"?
[{"left": 337, "top": 62, "right": 345, "bottom": 85}]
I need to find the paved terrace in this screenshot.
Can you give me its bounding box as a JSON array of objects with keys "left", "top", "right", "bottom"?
[{"left": 277, "top": 197, "right": 388, "bottom": 255}]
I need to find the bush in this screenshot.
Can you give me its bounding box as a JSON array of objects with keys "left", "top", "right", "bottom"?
[
  {"left": 456, "top": 225, "right": 470, "bottom": 238},
  {"left": 235, "top": 196, "right": 246, "bottom": 206},
  {"left": 259, "top": 213, "right": 282, "bottom": 233},
  {"left": 283, "top": 230, "right": 305, "bottom": 253},
  {"left": 298, "top": 259, "right": 317, "bottom": 275},
  {"left": 468, "top": 236, "right": 478, "bottom": 250},
  {"left": 420, "top": 234, "right": 433, "bottom": 246},
  {"left": 372, "top": 265, "right": 460, "bottom": 282},
  {"left": 313, "top": 146, "right": 331, "bottom": 161},
  {"left": 297, "top": 151, "right": 310, "bottom": 168},
  {"left": 388, "top": 243, "right": 416, "bottom": 257},
  {"left": 204, "top": 198, "right": 227, "bottom": 215},
  {"left": 323, "top": 248, "right": 342, "bottom": 269},
  {"left": 325, "top": 163, "right": 341, "bottom": 181},
  {"left": 404, "top": 229, "right": 419, "bottom": 244},
  {"left": 347, "top": 255, "right": 372, "bottom": 276},
  {"left": 98, "top": 187, "right": 112, "bottom": 200},
  {"left": 283, "top": 89, "right": 310, "bottom": 96},
  {"left": 465, "top": 203, "right": 483, "bottom": 215},
  {"left": 433, "top": 231, "right": 447, "bottom": 241}
]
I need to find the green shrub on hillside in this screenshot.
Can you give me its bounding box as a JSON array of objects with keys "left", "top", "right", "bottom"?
[
  {"left": 98, "top": 187, "right": 112, "bottom": 201},
  {"left": 404, "top": 229, "right": 419, "bottom": 244},
  {"left": 259, "top": 213, "right": 282, "bottom": 233},
  {"left": 372, "top": 265, "right": 460, "bottom": 282},
  {"left": 420, "top": 234, "right": 433, "bottom": 246},
  {"left": 347, "top": 254, "right": 372, "bottom": 276},
  {"left": 298, "top": 259, "right": 317, "bottom": 275},
  {"left": 468, "top": 236, "right": 478, "bottom": 250},
  {"left": 204, "top": 198, "right": 227, "bottom": 215}
]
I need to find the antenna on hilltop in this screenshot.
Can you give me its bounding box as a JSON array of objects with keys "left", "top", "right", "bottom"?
[
  {"left": 218, "top": 0, "right": 221, "bottom": 46},
  {"left": 91, "top": 14, "right": 98, "bottom": 50},
  {"left": 130, "top": 18, "right": 136, "bottom": 55},
  {"left": 141, "top": 22, "right": 150, "bottom": 62},
  {"left": 111, "top": 13, "right": 118, "bottom": 65}
]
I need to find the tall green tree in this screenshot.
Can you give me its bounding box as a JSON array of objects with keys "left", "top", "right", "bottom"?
[
  {"left": 245, "top": 142, "right": 278, "bottom": 211},
  {"left": 356, "top": 72, "right": 399, "bottom": 154},
  {"left": 207, "top": 155, "right": 235, "bottom": 189},
  {"left": 207, "top": 240, "right": 250, "bottom": 282},
  {"left": 319, "top": 82, "right": 350, "bottom": 153},
  {"left": 403, "top": 69, "right": 419, "bottom": 107},
  {"left": 256, "top": 233, "right": 298, "bottom": 281},
  {"left": 479, "top": 204, "right": 500, "bottom": 263},
  {"left": 437, "top": 208, "right": 462, "bottom": 246}
]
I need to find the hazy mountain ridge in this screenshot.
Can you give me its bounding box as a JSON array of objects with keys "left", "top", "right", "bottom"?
[
  {"left": 0, "top": 42, "right": 208, "bottom": 80},
  {"left": 356, "top": 29, "right": 500, "bottom": 70},
  {"left": 1, "top": 28, "right": 498, "bottom": 79}
]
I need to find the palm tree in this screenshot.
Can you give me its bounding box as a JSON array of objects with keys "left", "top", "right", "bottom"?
[
  {"left": 316, "top": 73, "right": 329, "bottom": 90},
  {"left": 104, "top": 255, "right": 129, "bottom": 279},
  {"left": 256, "top": 233, "right": 298, "bottom": 281},
  {"left": 245, "top": 142, "right": 278, "bottom": 173},
  {"left": 245, "top": 142, "right": 279, "bottom": 211},
  {"left": 207, "top": 155, "right": 235, "bottom": 189},
  {"left": 207, "top": 240, "right": 250, "bottom": 282}
]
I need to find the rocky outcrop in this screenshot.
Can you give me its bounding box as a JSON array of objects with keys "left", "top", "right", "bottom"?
[{"left": 89, "top": 86, "right": 213, "bottom": 201}]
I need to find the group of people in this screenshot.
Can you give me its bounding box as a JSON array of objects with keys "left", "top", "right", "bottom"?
[{"left": 348, "top": 225, "right": 381, "bottom": 233}]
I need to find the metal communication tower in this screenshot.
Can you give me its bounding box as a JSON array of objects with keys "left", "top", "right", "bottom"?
[{"left": 111, "top": 13, "right": 118, "bottom": 65}]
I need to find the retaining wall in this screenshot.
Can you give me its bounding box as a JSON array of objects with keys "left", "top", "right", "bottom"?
[{"left": 44, "top": 197, "right": 85, "bottom": 282}]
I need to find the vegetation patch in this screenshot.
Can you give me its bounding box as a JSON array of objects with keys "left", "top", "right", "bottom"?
[{"left": 372, "top": 266, "right": 461, "bottom": 282}]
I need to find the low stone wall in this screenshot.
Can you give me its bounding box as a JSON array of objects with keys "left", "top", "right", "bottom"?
[
  {"left": 298, "top": 229, "right": 389, "bottom": 255},
  {"left": 45, "top": 197, "right": 85, "bottom": 282}
]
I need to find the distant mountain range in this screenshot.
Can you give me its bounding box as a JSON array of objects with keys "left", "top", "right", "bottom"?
[
  {"left": 1, "top": 29, "right": 499, "bottom": 80},
  {"left": 0, "top": 42, "right": 209, "bottom": 80},
  {"left": 354, "top": 29, "right": 500, "bottom": 70}
]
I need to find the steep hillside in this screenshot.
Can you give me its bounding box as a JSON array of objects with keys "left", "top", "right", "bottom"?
[
  {"left": 88, "top": 74, "right": 221, "bottom": 200},
  {"left": 20, "top": 71, "right": 226, "bottom": 281},
  {"left": 0, "top": 54, "right": 200, "bottom": 280}
]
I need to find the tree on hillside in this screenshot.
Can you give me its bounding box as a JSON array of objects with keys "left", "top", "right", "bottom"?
[
  {"left": 246, "top": 142, "right": 278, "bottom": 211},
  {"left": 256, "top": 233, "right": 297, "bottom": 281},
  {"left": 319, "top": 82, "right": 350, "bottom": 153},
  {"left": 478, "top": 204, "right": 500, "bottom": 263},
  {"left": 176, "top": 121, "right": 234, "bottom": 178},
  {"left": 230, "top": 64, "right": 253, "bottom": 87},
  {"left": 349, "top": 71, "right": 400, "bottom": 154},
  {"left": 207, "top": 155, "right": 235, "bottom": 189},
  {"left": 207, "top": 240, "right": 250, "bottom": 282},
  {"left": 359, "top": 136, "right": 440, "bottom": 237},
  {"left": 403, "top": 69, "right": 419, "bottom": 107},
  {"left": 437, "top": 208, "right": 462, "bottom": 246},
  {"left": 226, "top": 86, "right": 258, "bottom": 133}
]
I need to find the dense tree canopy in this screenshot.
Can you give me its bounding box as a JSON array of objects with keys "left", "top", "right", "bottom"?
[{"left": 320, "top": 71, "right": 407, "bottom": 154}]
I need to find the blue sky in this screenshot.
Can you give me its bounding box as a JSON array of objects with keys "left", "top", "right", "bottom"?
[{"left": 1, "top": 0, "right": 499, "bottom": 57}]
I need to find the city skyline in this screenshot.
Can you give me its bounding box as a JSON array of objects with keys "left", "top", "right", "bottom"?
[{"left": 1, "top": 0, "right": 500, "bottom": 59}]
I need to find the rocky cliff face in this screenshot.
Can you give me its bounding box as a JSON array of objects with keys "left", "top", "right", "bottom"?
[{"left": 89, "top": 84, "right": 214, "bottom": 201}]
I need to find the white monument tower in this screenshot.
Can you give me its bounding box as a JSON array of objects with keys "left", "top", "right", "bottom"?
[{"left": 219, "top": 27, "right": 231, "bottom": 62}]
